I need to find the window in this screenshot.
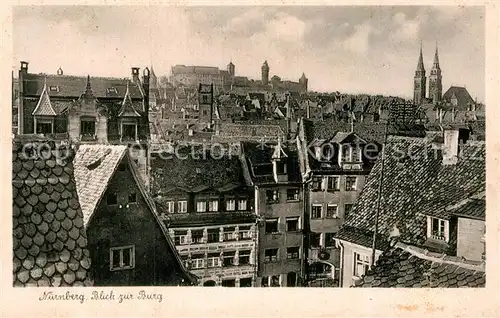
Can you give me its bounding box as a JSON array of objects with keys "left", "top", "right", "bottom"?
[
  {"left": 106, "top": 192, "right": 117, "bottom": 205},
  {"left": 353, "top": 252, "right": 370, "bottom": 277},
  {"left": 270, "top": 275, "right": 280, "bottom": 287},
  {"left": 239, "top": 226, "right": 252, "bottom": 240},
  {"left": 223, "top": 227, "right": 236, "bottom": 241},
  {"left": 310, "top": 232, "right": 321, "bottom": 248},
  {"left": 286, "top": 217, "right": 299, "bottom": 232},
  {"left": 287, "top": 272, "right": 297, "bottom": 287},
  {"left": 207, "top": 228, "right": 220, "bottom": 243},
  {"left": 344, "top": 204, "right": 354, "bottom": 218},
  {"left": 223, "top": 251, "right": 235, "bottom": 267},
  {"left": 191, "top": 230, "right": 204, "bottom": 244},
  {"left": 238, "top": 199, "right": 247, "bottom": 211},
  {"left": 165, "top": 201, "right": 175, "bottom": 214},
  {"left": 428, "top": 217, "right": 448, "bottom": 241},
  {"left": 327, "top": 176, "right": 340, "bottom": 191},
  {"left": 287, "top": 188, "right": 299, "bottom": 201},
  {"left": 261, "top": 276, "right": 269, "bottom": 287},
  {"left": 122, "top": 123, "right": 137, "bottom": 141},
  {"left": 351, "top": 146, "right": 361, "bottom": 162},
  {"left": 266, "top": 190, "right": 279, "bottom": 203},
  {"left": 240, "top": 277, "right": 252, "bottom": 287},
  {"left": 264, "top": 249, "right": 279, "bottom": 262},
  {"left": 207, "top": 253, "right": 220, "bottom": 267},
  {"left": 373, "top": 112, "right": 380, "bottom": 122},
  {"left": 265, "top": 219, "right": 279, "bottom": 234},
  {"left": 174, "top": 230, "right": 188, "bottom": 245},
  {"left": 208, "top": 200, "right": 219, "bottom": 212},
  {"left": 226, "top": 199, "right": 236, "bottom": 211},
  {"left": 325, "top": 233, "right": 336, "bottom": 247},
  {"left": 239, "top": 250, "right": 251, "bottom": 265},
  {"left": 311, "top": 176, "right": 323, "bottom": 191},
  {"left": 222, "top": 279, "right": 236, "bottom": 287},
  {"left": 128, "top": 192, "right": 137, "bottom": 203},
  {"left": 287, "top": 247, "right": 300, "bottom": 259},
  {"left": 345, "top": 177, "right": 357, "bottom": 191},
  {"left": 276, "top": 161, "right": 286, "bottom": 174},
  {"left": 178, "top": 200, "right": 187, "bottom": 213},
  {"left": 311, "top": 204, "right": 322, "bottom": 219},
  {"left": 80, "top": 119, "right": 96, "bottom": 137},
  {"left": 196, "top": 201, "right": 206, "bottom": 212},
  {"left": 341, "top": 145, "right": 351, "bottom": 163},
  {"left": 191, "top": 255, "right": 205, "bottom": 269},
  {"left": 110, "top": 246, "right": 135, "bottom": 271},
  {"left": 49, "top": 86, "right": 59, "bottom": 92},
  {"left": 326, "top": 204, "right": 338, "bottom": 219},
  {"left": 106, "top": 87, "right": 118, "bottom": 94},
  {"left": 36, "top": 122, "right": 53, "bottom": 134}
]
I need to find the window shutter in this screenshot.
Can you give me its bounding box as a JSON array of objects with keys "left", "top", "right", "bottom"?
[
  {"left": 444, "top": 220, "right": 450, "bottom": 242},
  {"left": 426, "top": 216, "right": 432, "bottom": 238}
]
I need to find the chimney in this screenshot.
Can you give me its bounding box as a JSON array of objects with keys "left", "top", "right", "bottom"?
[
  {"left": 142, "top": 67, "right": 150, "bottom": 137},
  {"left": 131, "top": 67, "right": 140, "bottom": 83},
  {"left": 306, "top": 100, "right": 310, "bottom": 119},
  {"left": 20, "top": 61, "right": 28, "bottom": 74},
  {"left": 442, "top": 128, "right": 460, "bottom": 165}
]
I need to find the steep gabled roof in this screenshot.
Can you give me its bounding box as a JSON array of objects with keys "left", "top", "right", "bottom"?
[
  {"left": 12, "top": 136, "right": 93, "bottom": 287},
  {"left": 73, "top": 145, "right": 128, "bottom": 227},
  {"left": 358, "top": 242, "right": 485, "bottom": 288},
  {"left": 118, "top": 82, "right": 141, "bottom": 117},
  {"left": 442, "top": 86, "right": 475, "bottom": 110},
  {"left": 336, "top": 136, "right": 485, "bottom": 248},
  {"left": 32, "top": 78, "right": 57, "bottom": 116}
]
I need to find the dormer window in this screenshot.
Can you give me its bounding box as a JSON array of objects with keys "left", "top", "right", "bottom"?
[
  {"left": 107, "top": 87, "right": 118, "bottom": 94},
  {"left": 49, "top": 86, "right": 59, "bottom": 92},
  {"left": 426, "top": 216, "right": 449, "bottom": 242},
  {"left": 276, "top": 161, "right": 286, "bottom": 174},
  {"left": 340, "top": 145, "right": 362, "bottom": 164}
]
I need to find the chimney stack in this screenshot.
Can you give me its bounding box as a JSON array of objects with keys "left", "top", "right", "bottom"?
[
  {"left": 20, "top": 61, "right": 29, "bottom": 74},
  {"left": 131, "top": 67, "right": 140, "bottom": 83},
  {"left": 442, "top": 128, "right": 459, "bottom": 165}
]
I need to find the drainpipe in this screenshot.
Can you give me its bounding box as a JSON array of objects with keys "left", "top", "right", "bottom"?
[{"left": 337, "top": 240, "right": 344, "bottom": 288}]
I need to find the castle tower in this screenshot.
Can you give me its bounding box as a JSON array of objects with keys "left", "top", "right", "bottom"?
[
  {"left": 227, "top": 61, "right": 235, "bottom": 77},
  {"left": 413, "top": 44, "right": 426, "bottom": 105},
  {"left": 428, "top": 43, "right": 443, "bottom": 104},
  {"left": 299, "top": 72, "right": 308, "bottom": 93},
  {"left": 261, "top": 60, "right": 269, "bottom": 86}
]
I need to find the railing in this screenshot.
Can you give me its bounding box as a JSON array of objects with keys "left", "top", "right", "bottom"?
[{"left": 80, "top": 134, "right": 97, "bottom": 141}]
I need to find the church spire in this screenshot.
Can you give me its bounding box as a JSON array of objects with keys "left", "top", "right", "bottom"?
[
  {"left": 416, "top": 42, "right": 425, "bottom": 72},
  {"left": 432, "top": 42, "right": 441, "bottom": 70}
]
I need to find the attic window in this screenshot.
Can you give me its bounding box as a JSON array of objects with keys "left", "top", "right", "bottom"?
[
  {"left": 107, "top": 87, "right": 118, "bottom": 94},
  {"left": 49, "top": 86, "right": 59, "bottom": 92}
]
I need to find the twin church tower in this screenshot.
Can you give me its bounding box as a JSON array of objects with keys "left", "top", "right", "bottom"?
[{"left": 413, "top": 43, "right": 442, "bottom": 105}]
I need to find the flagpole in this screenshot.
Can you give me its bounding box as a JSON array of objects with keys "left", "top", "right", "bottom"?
[{"left": 370, "top": 108, "right": 389, "bottom": 268}]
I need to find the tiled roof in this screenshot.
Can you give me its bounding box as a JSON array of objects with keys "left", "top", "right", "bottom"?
[
  {"left": 73, "top": 145, "right": 128, "bottom": 227},
  {"left": 442, "top": 86, "right": 476, "bottom": 110},
  {"left": 22, "top": 73, "right": 144, "bottom": 99},
  {"left": 335, "top": 226, "right": 390, "bottom": 250},
  {"left": 32, "top": 81, "right": 56, "bottom": 116},
  {"left": 12, "top": 136, "right": 93, "bottom": 287},
  {"left": 242, "top": 141, "right": 302, "bottom": 184},
  {"left": 216, "top": 123, "right": 284, "bottom": 140},
  {"left": 448, "top": 198, "right": 485, "bottom": 221},
  {"left": 357, "top": 242, "right": 485, "bottom": 288},
  {"left": 150, "top": 146, "right": 252, "bottom": 196},
  {"left": 337, "top": 135, "right": 485, "bottom": 247}
]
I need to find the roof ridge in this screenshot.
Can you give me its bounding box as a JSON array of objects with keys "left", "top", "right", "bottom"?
[{"left": 395, "top": 242, "right": 485, "bottom": 272}]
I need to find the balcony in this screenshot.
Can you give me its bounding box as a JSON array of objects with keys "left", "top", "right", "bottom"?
[
  {"left": 308, "top": 246, "right": 339, "bottom": 264},
  {"left": 80, "top": 134, "right": 97, "bottom": 142}
]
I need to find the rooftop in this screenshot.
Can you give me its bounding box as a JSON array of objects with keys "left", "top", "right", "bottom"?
[
  {"left": 12, "top": 135, "right": 93, "bottom": 287},
  {"left": 358, "top": 242, "right": 485, "bottom": 288}
]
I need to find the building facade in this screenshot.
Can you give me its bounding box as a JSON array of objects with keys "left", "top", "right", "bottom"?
[
  {"left": 242, "top": 141, "right": 305, "bottom": 287},
  {"left": 150, "top": 146, "right": 259, "bottom": 286}
]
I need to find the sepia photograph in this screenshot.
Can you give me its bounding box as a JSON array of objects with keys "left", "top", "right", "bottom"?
[{"left": 10, "top": 3, "right": 488, "bottom": 295}]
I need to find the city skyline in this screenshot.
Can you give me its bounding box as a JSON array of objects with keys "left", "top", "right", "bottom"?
[{"left": 13, "top": 5, "right": 485, "bottom": 102}]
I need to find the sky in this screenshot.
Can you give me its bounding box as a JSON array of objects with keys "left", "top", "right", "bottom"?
[{"left": 12, "top": 5, "right": 485, "bottom": 101}]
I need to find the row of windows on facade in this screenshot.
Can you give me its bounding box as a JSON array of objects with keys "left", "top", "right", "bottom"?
[
  {"left": 314, "top": 144, "right": 364, "bottom": 163},
  {"left": 183, "top": 249, "right": 253, "bottom": 269},
  {"left": 311, "top": 203, "right": 353, "bottom": 219},
  {"left": 265, "top": 188, "right": 300, "bottom": 203},
  {"left": 261, "top": 272, "right": 299, "bottom": 287},
  {"left": 309, "top": 232, "right": 337, "bottom": 248},
  {"left": 311, "top": 176, "right": 358, "bottom": 192},
  {"left": 45, "top": 86, "right": 120, "bottom": 94},
  {"left": 34, "top": 117, "right": 139, "bottom": 141},
  {"left": 264, "top": 217, "right": 300, "bottom": 233},
  {"left": 162, "top": 198, "right": 249, "bottom": 214},
  {"left": 173, "top": 226, "right": 253, "bottom": 245}
]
